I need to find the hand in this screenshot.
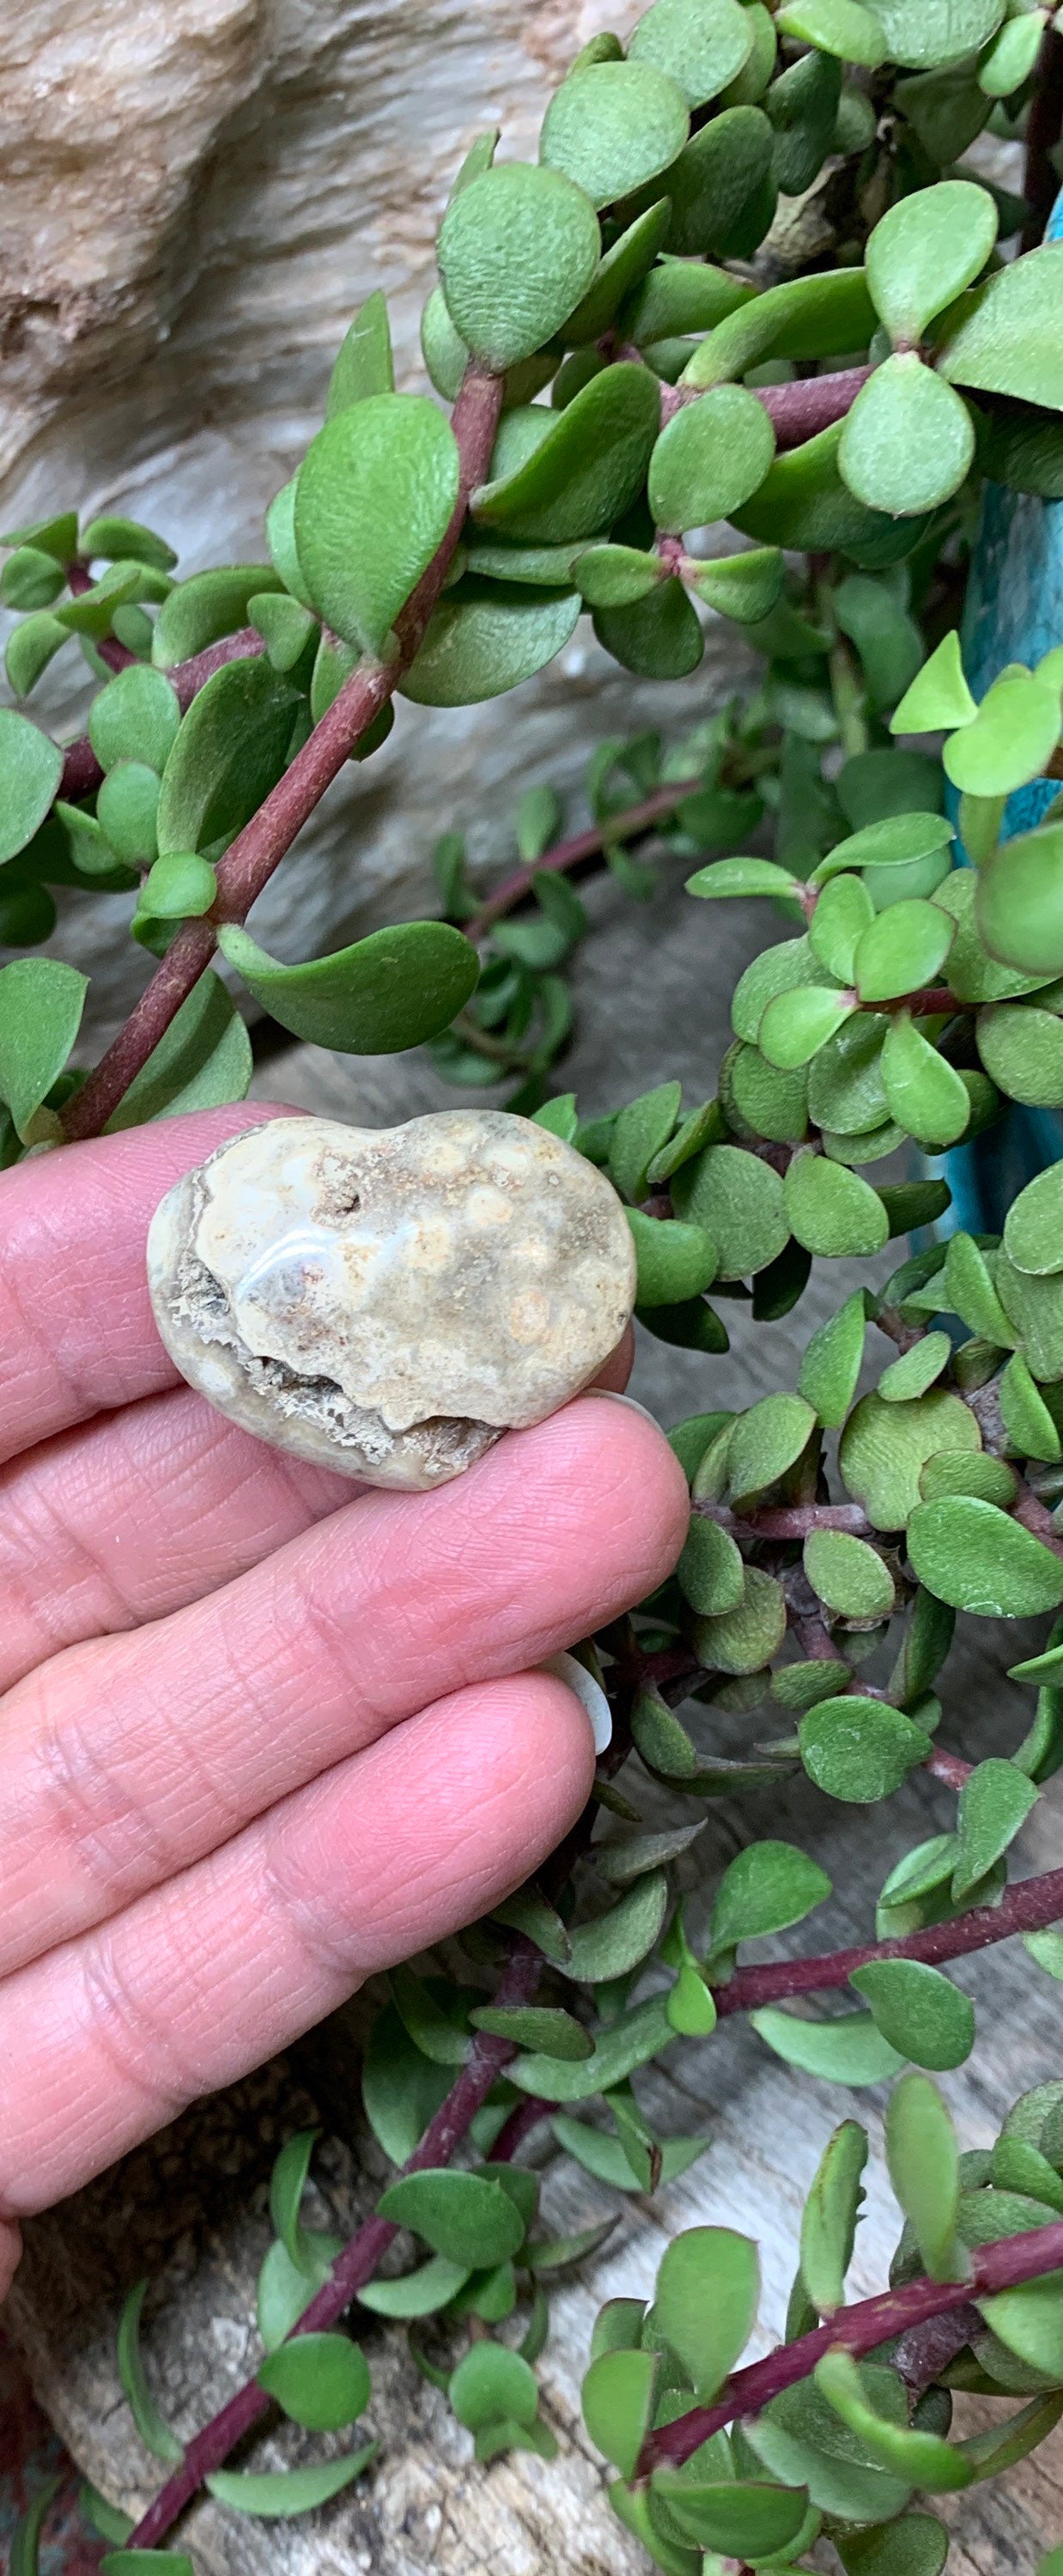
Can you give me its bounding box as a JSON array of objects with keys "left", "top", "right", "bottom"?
[{"left": 0, "top": 1106, "right": 686, "bottom": 2295}]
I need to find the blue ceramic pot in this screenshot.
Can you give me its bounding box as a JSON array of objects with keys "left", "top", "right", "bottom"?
[{"left": 942, "top": 188, "right": 1063, "bottom": 1233}]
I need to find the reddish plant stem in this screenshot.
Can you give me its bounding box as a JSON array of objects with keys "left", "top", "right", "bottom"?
[
  {"left": 862, "top": 985, "right": 959, "bottom": 1017},
  {"left": 661, "top": 362, "right": 874, "bottom": 441},
  {"left": 696, "top": 1500, "right": 873, "bottom": 1539},
  {"left": 924, "top": 1745, "right": 975, "bottom": 1791},
  {"left": 128, "top": 1937, "right": 540, "bottom": 2550},
  {"left": 713, "top": 1862, "right": 1063, "bottom": 2019},
  {"left": 62, "top": 366, "right": 503, "bottom": 1144},
  {"left": 639, "top": 2216, "right": 1063, "bottom": 2476},
  {"left": 465, "top": 776, "right": 703, "bottom": 942},
  {"left": 489, "top": 2093, "right": 552, "bottom": 2164},
  {"left": 58, "top": 628, "right": 265, "bottom": 805},
  {"left": 1013, "top": 1480, "right": 1063, "bottom": 1558}
]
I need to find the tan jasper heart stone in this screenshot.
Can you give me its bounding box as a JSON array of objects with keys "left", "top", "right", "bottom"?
[{"left": 147, "top": 1110, "right": 636, "bottom": 1490}]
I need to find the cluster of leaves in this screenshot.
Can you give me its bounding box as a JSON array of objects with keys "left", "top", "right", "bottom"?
[
  {"left": 9, "top": 0, "right": 1063, "bottom": 2564},
  {"left": 583, "top": 2068, "right": 1063, "bottom": 2576}
]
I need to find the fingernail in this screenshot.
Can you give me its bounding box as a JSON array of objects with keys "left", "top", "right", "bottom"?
[
  {"left": 538, "top": 1649, "right": 612, "bottom": 1753},
  {"left": 580, "top": 1386, "right": 661, "bottom": 1431}
]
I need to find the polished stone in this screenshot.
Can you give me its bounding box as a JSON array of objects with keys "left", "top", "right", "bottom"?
[{"left": 147, "top": 1109, "right": 636, "bottom": 1489}]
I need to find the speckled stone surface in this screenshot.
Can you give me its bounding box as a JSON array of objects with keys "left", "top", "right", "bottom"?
[{"left": 147, "top": 1110, "right": 635, "bottom": 1490}]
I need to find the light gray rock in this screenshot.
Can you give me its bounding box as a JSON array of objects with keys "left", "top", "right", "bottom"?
[
  {"left": 147, "top": 1109, "right": 635, "bottom": 1487},
  {"left": 0, "top": 0, "right": 750, "bottom": 1047}
]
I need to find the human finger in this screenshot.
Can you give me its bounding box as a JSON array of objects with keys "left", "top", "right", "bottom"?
[
  {"left": 0, "top": 1670, "right": 595, "bottom": 2217},
  {"left": 0, "top": 1397, "right": 686, "bottom": 1975},
  {"left": 0, "top": 1330, "right": 636, "bottom": 1692},
  {"left": 0, "top": 1104, "right": 286, "bottom": 1467}
]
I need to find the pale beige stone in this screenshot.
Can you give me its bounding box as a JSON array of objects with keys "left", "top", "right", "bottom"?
[{"left": 147, "top": 1109, "right": 635, "bottom": 1487}]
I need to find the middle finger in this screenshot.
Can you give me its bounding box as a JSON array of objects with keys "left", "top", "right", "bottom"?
[{"left": 0, "top": 1394, "right": 684, "bottom": 1978}]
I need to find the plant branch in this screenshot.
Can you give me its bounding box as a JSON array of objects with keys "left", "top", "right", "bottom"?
[
  {"left": 62, "top": 364, "right": 503, "bottom": 1145},
  {"left": 127, "top": 1935, "right": 540, "bottom": 2550},
  {"left": 660, "top": 363, "right": 875, "bottom": 442},
  {"left": 712, "top": 1862, "right": 1063, "bottom": 2018},
  {"left": 638, "top": 2214, "right": 1063, "bottom": 2475},
  {"left": 58, "top": 629, "right": 265, "bottom": 806},
  {"left": 464, "top": 776, "right": 703, "bottom": 941}
]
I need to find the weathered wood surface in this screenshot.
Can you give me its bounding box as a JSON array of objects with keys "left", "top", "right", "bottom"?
[{"left": 6, "top": 862, "right": 1063, "bottom": 2572}]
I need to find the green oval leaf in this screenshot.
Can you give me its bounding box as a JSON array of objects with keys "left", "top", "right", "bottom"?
[
  {"left": 839, "top": 356, "right": 975, "bottom": 517},
  {"left": 759, "top": 985, "right": 856, "bottom": 1070},
  {"left": 939, "top": 244, "right": 1063, "bottom": 410},
  {"left": 907, "top": 1496, "right": 1063, "bottom": 1617},
  {"left": 886, "top": 2071, "right": 962, "bottom": 2281},
  {"left": 402, "top": 577, "right": 580, "bottom": 703},
  {"left": 116, "top": 2281, "right": 184, "bottom": 2464},
  {"left": 88, "top": 665, "right": 181, "bottom": 775},
  {"left": 583, "top": 2347, "right": 659, "bottom": 2477},
  {"left": 713, "top": 1840, "right": 831, "bottom": 1947},
  {"left": 694, "top": 1561, "right": 787, "bottom": 1674},
  {"left": 881, "top": 1012, "right": 971, "bottom": 1146},
  {"left": 727, "top": 1390, "right": 817, "bottom": 1500},
  {"left": 648, "top": 384, "right": 775, "bottom": 532},
  {"left": 853, "top": 897, "right": 954, "bottom": 1003},
  {"left": 677, "top": 1514, "right": 746, "bottom": 1615},
  {"left": 628, "top": 1209, "right": 718, "bottom": 1306},
  {"left": 474, "top": 364, "right": 661, "bottom": 542},
  {"left": 295, "top": 394, "right": 459, "bottom": 656},
  {"left": 805, "top": 1528, "right": 895, "bottom": 1619},
  {"left": 750, "top": 2005, "right": 906, "bottom": 2085},
  {"left": 799, "top": 1291, "right": 868, "bottom": 1427},
  {"left": 629, "top": 0, "right": 755, "bottom": 106},
  {"left": 815, "top": 2345, "right": 970, "bottom": 2485},
  {"left": 0, "top": 956, "right": 87, "bottom": 1141},
  {"left": 593, "top": 577, "right": 704, "bottom": 677},
  {"left": 849, "top": 1959, "right": 975, "bottom": 2071},
  {"left": 151, "top": 565, "right": 282, "bottom": 669},
  {"left": 217, "top": 919, "right": 478, "bottom": 1053},
  {"left": 977, "top": 1004, "right": 1063, "bottom": 1109},
  {"left": 870, "top": 0, "right": 1003, "bottom": 67},
  {"left": 438, "top": 163, "right": 600, "bottom": 369},
  {"left": 800, "top": 2119, "right": 868, "bottom": 2315},
  {"left": 977, "top": 820, "right": 1063, "bottom": 978},
  {"left": 800, "top": 1695, "right": 932, "bottom": 1801},
  {"left": 945, "top": 668, "right": 1060, "bottom": 799},
  {"left": 0, "top": 708, "right": 62, "bottom": 864},
  {"left": 654, "top": 2226, "right": 760, "bottom": 2397},
  {"left": 671, "top": 1138, "right": 788, "bottom": 1279},
  {"left": 451, "top": 2341, "right": 539, "bottom": 2430},
  {"left": 205, "top": 2450, "right": 377, "bottom": 2517},
  {"left": 840, "top": 1385, "right": 980, "bottom": 1528},
  {"left": 1004, "top": 1159, "right": 1063, "bottom": 1276},
  {"left": 377, "top": 2168, "right": 525, "bottom": 2265},
  {"left": 540, "top": 61, "right": 689, "bottom": 209},
  {"left": 785, "top": 1153, "right": 890, "bottom": 1257},
  {"left": 257, "top": 2331, "right": 370, "bottom": 2431},
  {"left": 866, "top": 179, "right": 997, "bottom": 345},
  {"left": 155, "top": 659, "right": 298, "bottom": 860}
]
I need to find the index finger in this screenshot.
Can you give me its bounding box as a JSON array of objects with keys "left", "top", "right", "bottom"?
[{"left": 0, "top": 1104, "right": 285, "bottom": 1465}]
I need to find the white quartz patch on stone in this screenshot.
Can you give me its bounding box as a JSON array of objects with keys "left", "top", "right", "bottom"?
[{"left": 147, "top": 1110, "right": 636, "bottom": 1491}]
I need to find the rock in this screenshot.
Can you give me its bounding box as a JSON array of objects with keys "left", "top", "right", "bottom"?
[
  {"left": 0, "top": 0, "right": 750, "bottom": 1048},
  {"left": 147, "top": 1109, "right": 635, "bottom": 1487}
]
